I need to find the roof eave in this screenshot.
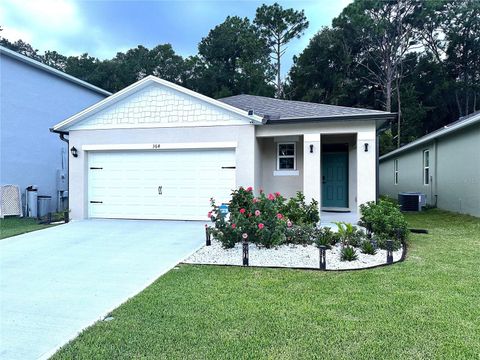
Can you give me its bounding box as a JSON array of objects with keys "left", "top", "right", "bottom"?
[{"left": 264, "top": 112, "right": 397, "bottom": 124}]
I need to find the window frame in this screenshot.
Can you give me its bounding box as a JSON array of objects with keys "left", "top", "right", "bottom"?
[
  {"left": 276, "top": 142, "right": 296, "bottom": 171},
  {"left": 394, "top": 158, "right": 399, "bottom": 185},
  {"left": 423, "top": 150, "right": 430, "bottom": 185}
]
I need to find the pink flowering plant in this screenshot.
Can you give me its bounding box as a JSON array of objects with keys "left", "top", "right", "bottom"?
[{"left": 208, "top": 187, "right": 320, "bottom": 249}]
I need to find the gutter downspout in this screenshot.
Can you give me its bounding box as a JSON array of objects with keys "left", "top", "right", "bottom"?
[{"left": 50, "top": 128, "right": 70, "bottom": 221}]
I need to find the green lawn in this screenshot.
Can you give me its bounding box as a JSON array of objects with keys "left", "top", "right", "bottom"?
[
  {"left": 0, "top": 217, "right": 53, "bottom": 239},
  {"left": 53, "top": 210, "right": 480, "bottom": 359}
]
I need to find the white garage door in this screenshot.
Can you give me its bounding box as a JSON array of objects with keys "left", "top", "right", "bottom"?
[{"left": 87, "top": 149, "right": 235, "bottom": 220}]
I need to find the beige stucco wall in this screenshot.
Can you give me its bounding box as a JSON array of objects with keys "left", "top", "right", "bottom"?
[
  {"left": 258, "top": 137, "right": 304, "bottom": 198},
  {"left": 68, "top": 125, "right": 256, "bottom": 220},
  {"left": 257, "top": 120, "right": 377, "bottom": 213},
  {"left": 379, "top": 123, "right": 480, "bottom": 217}
]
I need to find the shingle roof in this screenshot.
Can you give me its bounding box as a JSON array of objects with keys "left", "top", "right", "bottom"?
[
  {"left": 380, "top": 110, "right": 480, "bottom": 161},
  {"left": 218, "top": 94, "right": 393, "bottom": 123}
]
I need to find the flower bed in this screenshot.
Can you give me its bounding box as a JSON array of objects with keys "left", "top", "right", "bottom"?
[
  {"left": 197, "top": 190, "right": 407, "bottom": 270},
  {"left": 184, "top": 240, "right": 404, "bottom": 270}
]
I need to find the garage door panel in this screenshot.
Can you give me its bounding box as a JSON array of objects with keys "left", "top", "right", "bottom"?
[{"left": 88, "top": 149, "right": 235, "bottom": 220}]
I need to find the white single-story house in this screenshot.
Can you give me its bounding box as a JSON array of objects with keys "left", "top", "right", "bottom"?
[
  {"left": 379, "top": 111, "right": 480, "bottom": 217},
  {"left": 52, "top": 75, "right": 395, "bottom": 221}
]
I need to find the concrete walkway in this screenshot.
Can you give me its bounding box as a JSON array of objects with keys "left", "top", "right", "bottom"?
[{"left": 0, "top": 220, "right": 204, "bottom": 360}]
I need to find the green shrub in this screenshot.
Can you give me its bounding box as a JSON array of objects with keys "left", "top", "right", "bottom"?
[
  {"left": 334, "top": 222, "right": 365, "bottom": 247},
  {"left": 209, "top": 189, "right": 321, "bottom": 248},
  {"left": 359, "top": 199, "right": 409, "bottom": 242},
  {"left": 374, "top": 236, "right": 402, "bottom": 251},
  {"left": 281, "top": 192, "right": 320, "bottom": 226},
  {"left": 314, "top": 227, "right": 338, "bottom": 249},
  {"left": 360, "top": 240, "right": 377, "bottom": 255},
  {"left": 340, "top": 246, "right": 358, "bottom": 261}
]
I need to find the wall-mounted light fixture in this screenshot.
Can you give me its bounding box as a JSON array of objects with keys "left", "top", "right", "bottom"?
[
  {"left": 310, "top": 144, "right": 314, "bottom": 153},
  {"left": 364, "top": 143, "right": 369, "bottom": 152},
  {"left": 70, "top": 146, "right": 78, "bottom": 158}
]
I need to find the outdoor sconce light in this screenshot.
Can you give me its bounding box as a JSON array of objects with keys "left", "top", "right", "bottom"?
[
  {"left": 364, "top": 143, "right": 369, "bottom": 152},
  {"left": 310, "top": 144, "right": 314, "bottom": 153},
  {"left": 70, "top": 146, "right": 78, "bottom": 158}
]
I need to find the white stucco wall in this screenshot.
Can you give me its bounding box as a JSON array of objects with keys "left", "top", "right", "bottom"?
[{"left": 68, "top": 126, "right": 256, "bottom": 220}]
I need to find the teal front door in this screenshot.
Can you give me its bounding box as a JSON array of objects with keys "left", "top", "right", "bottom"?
[{"left": 322, "top": 152, "right": 348, "bottom": 208}]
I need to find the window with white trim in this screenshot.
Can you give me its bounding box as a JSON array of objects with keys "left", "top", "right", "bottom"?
[
  {"left": 423, "top": 150, "right": 430, "bottom": 185},
  {"left": 277, "top": 142, "right": 296, "bottom": 170},
  {"left": 394, "top": 159, "right": 399, "bottom": 185}
]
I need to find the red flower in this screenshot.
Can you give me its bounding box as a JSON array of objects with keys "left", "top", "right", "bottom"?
[
  {"left": 253, "top": 198, "right": 258, "bottom": 203},
  {"left": 239, "top": 208, "right": 246, "bottom": 214},
  {"left": 258, "top": 223, "right": 265, "bottom": 230},
  {"left": 246, "top": 186, "right": 253, "bottom": 192},
  {"left": 255, "top": 210, "right": 261, "bottom": 216},
  {"left": 276, "top": 213, "right": 283, "bottom": 219},
  {"left": 259, "top": 189, "right": 264, "bottom": 194},
  {"left": 268, "top": 193, "right": 275, "bottom": 201},
  {"left": 207, "top": 211, "right": 212, "bottom": 218},
  {"left": 275, "top": 192, "right": 281, "bottom": 197},
  {"left": 231, "top": 223, "right": 236, "bottom": 229}
]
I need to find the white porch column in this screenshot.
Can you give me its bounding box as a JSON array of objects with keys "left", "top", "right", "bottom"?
[
  {"left": 303, "top": 133, "right": 321, "bottom": 211},
  {"left": 356, "top": 131, "right": 376, "bottom": 212}
]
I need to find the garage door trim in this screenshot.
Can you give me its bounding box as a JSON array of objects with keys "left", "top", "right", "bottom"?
[{"left": 82, "top": 141, "right": 237, "bottom": 151}]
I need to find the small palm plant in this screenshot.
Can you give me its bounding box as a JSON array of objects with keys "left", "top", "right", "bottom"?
[{"left": 334, "top": 222, "right": 357, "bottom": 247}]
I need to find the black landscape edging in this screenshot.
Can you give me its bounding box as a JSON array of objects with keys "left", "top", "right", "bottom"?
[{"left": 181, "top": 241, "right": 408, "bottom": 273}]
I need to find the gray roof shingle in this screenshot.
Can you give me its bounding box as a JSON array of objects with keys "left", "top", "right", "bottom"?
[{"left": 218, "top": 94, "right": 393, "bottom": 122}]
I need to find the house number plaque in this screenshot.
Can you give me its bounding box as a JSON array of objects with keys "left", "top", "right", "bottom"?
[{"left": 152, "top": 144, "right": 161, "bottom": 149}]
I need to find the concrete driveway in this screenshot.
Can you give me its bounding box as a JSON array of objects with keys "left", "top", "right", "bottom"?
[{"left": 0, "top": 219, "right": 204, "bottom": 360}]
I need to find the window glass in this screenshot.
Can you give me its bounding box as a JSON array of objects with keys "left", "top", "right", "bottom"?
[
  {"left": 277, "top": 143, "right": 296, "bottom": 170},
  {"left": 423, "top": 150, "right": 430, "bottom": 185}
]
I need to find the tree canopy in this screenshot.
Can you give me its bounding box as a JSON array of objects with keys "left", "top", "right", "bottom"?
[{"left": 1, "top": 0, "right": 478, "bottom": 154}]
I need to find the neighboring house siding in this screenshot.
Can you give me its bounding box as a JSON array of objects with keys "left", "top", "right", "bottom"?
[
  {"left": 379, "top": 143, "right": 435, "bottom": 204},
  {"left": 379, "top": 122, "right": 480, "bottom": 217},
  {"left": 0, "top": 54, "right": 106, "bottom": 211},
  {"left": 435, "top": 125, "right": 480, "bottom": 217}
]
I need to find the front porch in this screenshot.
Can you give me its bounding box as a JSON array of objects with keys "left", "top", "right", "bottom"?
[{"left": 256, "top": 123, "right": 376, "bottom": 218}]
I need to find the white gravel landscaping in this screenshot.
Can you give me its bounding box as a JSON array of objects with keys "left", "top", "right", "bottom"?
[{"left": 184, "top": 240, "right": 404, "bottom": 270}]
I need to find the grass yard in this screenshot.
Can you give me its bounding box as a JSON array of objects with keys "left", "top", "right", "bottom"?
[
  {"left": 0, "top": 216, "right": 53, "bottom": 239},
  {"left": 53, "top": 210, "right": 480, "bottom": 359}
]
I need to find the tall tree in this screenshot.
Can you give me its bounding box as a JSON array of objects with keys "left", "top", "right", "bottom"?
[
  {"left": 444, "top": 0, "right": 480, "bottom": 116},
  {"left": 254, "top": 3, "right": 309, "bottom": 98},
  {"left": 333, "top": 0, "right": 418, "bottom": 147},
  {"left": 198, "top": 16, "right": 274, "bottom": 98}
]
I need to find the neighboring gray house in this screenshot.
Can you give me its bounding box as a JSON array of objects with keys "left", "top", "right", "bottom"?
[
  {"left": 379, "top": 112, "right": 480, "bottom": 217},
  {"left": 52, "top": 75, "right": 395, "bottom": 222},
  {"left": 0, "top": 46, "right": 110, "bottom": 214}
]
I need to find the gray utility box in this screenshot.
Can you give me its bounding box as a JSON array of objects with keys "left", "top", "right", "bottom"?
[{"left": 37, "top": 195, "right": 52, "bottom": 218}]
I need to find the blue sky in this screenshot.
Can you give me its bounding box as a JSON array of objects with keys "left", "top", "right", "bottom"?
[{"left": 0, "top": 0, "right": 351, "bottom": 77}]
